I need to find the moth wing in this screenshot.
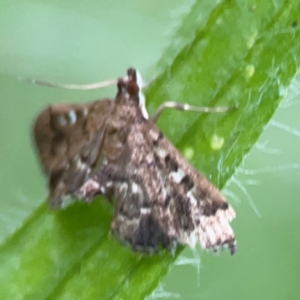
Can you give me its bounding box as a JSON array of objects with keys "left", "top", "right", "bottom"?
[
  {"left": 150, "top": 123, "right": 236, "bottom": 253},
  {"left": 111, "top": 179, "right": 176, "bottom": 252},
  {"left": 33, "top": 99, "right": 113, "bottom": 207},
  {"left": 112, "top": 120, "right": 236, "bottom": 253}
]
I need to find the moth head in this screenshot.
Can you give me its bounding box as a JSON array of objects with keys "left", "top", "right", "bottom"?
[{"left": 117, "top": 68, "right": 149, "bottom": 119}]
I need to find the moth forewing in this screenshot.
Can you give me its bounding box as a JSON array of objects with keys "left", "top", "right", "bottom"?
[
  {"left": 33, "top": 68, "right": 236, "bottom": 254},
  {"left": 118, "top": 117, "right": 237, "bottom": 254}
]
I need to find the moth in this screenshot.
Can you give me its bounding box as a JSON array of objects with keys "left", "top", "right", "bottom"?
[{"left": 33, "top": 68, "right": 236, "bottom": 254}]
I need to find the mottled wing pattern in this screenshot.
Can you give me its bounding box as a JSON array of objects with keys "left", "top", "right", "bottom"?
[
  {"left": 34, "top": 99, "right": 113, "bottom": 207},
  {"left": 111, "top": 179, "right": 176, "bottom": 252},
  {"left": 111, "top": 119, "right": 236, "bottom": 254}
]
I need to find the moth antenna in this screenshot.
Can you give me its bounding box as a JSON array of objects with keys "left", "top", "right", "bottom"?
[
  {"left": 151, "top": 101, "right": 237, "bottom": 123},
  {"left": 18, "top": 77, "right": 118, "bottom": 90}
]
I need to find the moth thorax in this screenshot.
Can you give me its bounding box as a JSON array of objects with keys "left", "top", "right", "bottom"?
[
  {"left": 116, "top": 68, "right": 148, "bottom": 119},
  {"left": 117, "top": 76, "right": 139, "bottom": 105}
]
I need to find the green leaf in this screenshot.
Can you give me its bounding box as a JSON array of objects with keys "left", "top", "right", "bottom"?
[{"left": 1, "top": 0, "right": 300, "bottom": 299}]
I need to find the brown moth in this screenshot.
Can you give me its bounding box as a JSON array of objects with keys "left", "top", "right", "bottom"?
[{"left": 33, "top": 68, "right": 236, "bottom": 254}]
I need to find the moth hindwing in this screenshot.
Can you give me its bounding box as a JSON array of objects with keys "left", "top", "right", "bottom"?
[{"left": 33, "top": 68, "right": 236, "bottom": 254}]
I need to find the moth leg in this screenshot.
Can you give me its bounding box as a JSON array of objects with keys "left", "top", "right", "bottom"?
[{"left": 151, "top": 101, "right": 236, "bottom": 123}]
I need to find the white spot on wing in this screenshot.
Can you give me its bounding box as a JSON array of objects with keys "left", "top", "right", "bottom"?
[
  {"left": 156, "top": 148, "right": 167, "bottom": 159},
  {"left": 68, "top": 110, "right": 77, "bottom": 124},
  {"left": 106, "top": 181, "right": 113, "bottom": 188},
  {"left": 140, "top": 208, "right": 151, "bottom": 214},
  {"left": 132, "top": 182, "right": 139, "bottom": 194},
  {"left": 170, "top": 168, "right": 185, "bottom": 183}
]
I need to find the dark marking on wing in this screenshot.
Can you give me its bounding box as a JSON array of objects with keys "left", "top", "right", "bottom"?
[
  {"left": 180, "top": 175, "right": 194, "bottom": 192},
  {"left": 165, "top": 154, "right": 178, "bottom": 172}
]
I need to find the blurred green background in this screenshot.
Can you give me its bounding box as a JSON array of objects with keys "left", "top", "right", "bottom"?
[{"left": 0, "top": 1, "right": 299, "bottom": 299}]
